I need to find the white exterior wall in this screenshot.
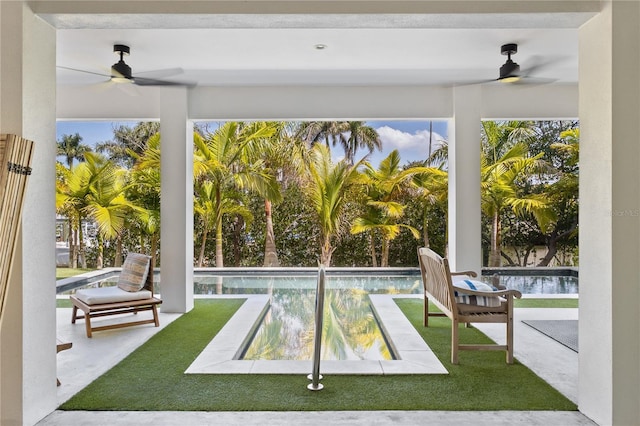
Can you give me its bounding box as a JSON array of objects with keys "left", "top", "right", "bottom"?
[
  {"left": 0, "top": 3, "right": 58, "bottom": 425},
  {"left": 579, "top": 2, "right": 640, "bottom": 424}
]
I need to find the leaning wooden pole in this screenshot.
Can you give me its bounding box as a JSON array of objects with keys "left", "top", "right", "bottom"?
[{"left": 0, "top": 134, "right": 35, "bottom": 325}]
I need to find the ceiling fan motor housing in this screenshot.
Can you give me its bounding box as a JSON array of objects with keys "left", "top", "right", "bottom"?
[
  {"left": 112, "top": 44, "right": 133, "bottom": 79},
  {"left": 499, "top": 43, "right": 520, "bottom": 80},
  {"left": 111, "top": 60, "right": 132, "bottom": 79},
  {"left": 500, "top": 59, "right": 520, "bottom": 79}
]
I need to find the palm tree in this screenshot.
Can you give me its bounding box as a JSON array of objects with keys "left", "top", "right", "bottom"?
[
  {"left": 256, "top": 122, "right": 307, "bottom": 267},
  {"left": 194, "top": 180, "right": 253, "bottom": 267},
  {"left": 127, "top": 133, "right": 163, "bottom": 267},
  {"left": 194, "top": 122, "right": 282, "bottom": 267},
  {"left": 302, "top": 144, "right": 364, "bottom": 266},
  {"left": 411, "top": 140, "right": 452, "bottom": 250},
  {"left": 56, "top": 152, "right": 125, "bottom": 268},
  {"left": 295, "top": 121, "right": 346, "bottom": 149},
  {"left": 96, "top": 122, "right": 160, "bottom": 168},
  {"left": 336, "top": 121, "right": 382, "bottom": 164},
  {"left": 350, "top": 150, "right": 427, "bottom": 266},
  {"left": 57, "top": 133, "right": 92, "bottom": 168},
  {"left": 481, "top": 141, "right": 555, "bottom": 266},
  {"left": 55, "top": 163, "right": 80, "bottom": 267},
  {"left": 411, "top": 165, "right": 449, "bottom": 248},
  {"left": 82, "top": 156, "right": 136, "bottom": 268},
  {"left": 296, "top": 121, "right": 382, "bottom": 165},
  {"left": 56, "top": 158, "right": 93, "bottom": 268},
  {"left": 534, "top": 127, "right": 579, "bottom": 266}
]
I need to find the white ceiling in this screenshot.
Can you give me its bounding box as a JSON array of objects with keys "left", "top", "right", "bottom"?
[{"left": 45, "top": 10, "right": 596, "bottom": 88}]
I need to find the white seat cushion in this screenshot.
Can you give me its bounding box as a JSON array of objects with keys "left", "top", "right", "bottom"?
[
  {"left": 75, "top": 286, "right": 153, "bottom": 305},
  {"left": 452, "top": 279, "right": 502, "bottom": 307}
]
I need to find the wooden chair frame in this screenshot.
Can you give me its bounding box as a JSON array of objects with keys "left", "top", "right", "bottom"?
[
  {"left": 71, "top": 260, "right": 161, "bottom": 338},
  {"left": 417, "top": 247, "right": 521, "bottom": 364}
]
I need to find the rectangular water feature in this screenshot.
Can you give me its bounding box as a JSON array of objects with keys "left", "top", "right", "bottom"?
[
  {"left": 241, "top": 285, "right": 393, "bottom": 361},
  {"left": 194, "top": 275, "right": 423, "bottom": 361}
]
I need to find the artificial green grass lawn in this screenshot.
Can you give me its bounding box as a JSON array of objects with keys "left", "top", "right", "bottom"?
[{"left": 60, "top": 298, "right": 577, "bottom": 412}]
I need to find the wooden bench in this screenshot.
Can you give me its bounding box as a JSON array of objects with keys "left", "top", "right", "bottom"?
[
  {"left": 417, "top": 247, "right": 521, "bottom": 364},
  {"left": 56, "top": 339, "right": 72, "bottom": 386},
  {"left": 71, "top": 254, "right": 162, "bottom": 338}
]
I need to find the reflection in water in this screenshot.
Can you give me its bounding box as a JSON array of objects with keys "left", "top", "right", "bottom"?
[
  {"left": 243, "top": 288, "right": 402, "bottom": 360},
  {"left": 195, "top": 275, "right": 423, "bottom": 361},
  {"left": 243, "top": 287, "right": 393, "bottom": 361}
]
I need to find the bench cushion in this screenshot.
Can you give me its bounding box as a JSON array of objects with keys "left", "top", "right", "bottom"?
[
  {"left": 75, "top": 286, "right": 153, "bottom": 305},
  {"left": 117, "top": 253, "right": 151, "bottom": 292},
  {"left": 453, "top": 279, "right": 501, "bottom": 307}
]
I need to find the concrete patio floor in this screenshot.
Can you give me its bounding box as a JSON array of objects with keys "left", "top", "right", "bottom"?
[{"left": 38, "top": 295, "right": 597, "bottom": 426}]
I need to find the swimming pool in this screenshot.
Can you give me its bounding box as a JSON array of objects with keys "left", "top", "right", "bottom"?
[
  {"left": 192, "top": 269, "right": 578, "bottom": 296},
  {"left": 58, "top": 267, "right": 579, "bottom": 297}
]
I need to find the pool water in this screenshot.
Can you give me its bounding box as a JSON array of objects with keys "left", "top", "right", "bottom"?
[
  {"left": 194, "top": 275, "right": 422, "bottom": 361},
  {"left": 488, "top": 275, "right": 579, "bottom": 294}
]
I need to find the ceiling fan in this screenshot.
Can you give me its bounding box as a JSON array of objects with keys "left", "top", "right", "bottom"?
[
  {"left": 58, "top": 44, "right": 195, "bottom": 88},
  {"left": 493, "top": 43, "right": 555, "bottom": 85}
]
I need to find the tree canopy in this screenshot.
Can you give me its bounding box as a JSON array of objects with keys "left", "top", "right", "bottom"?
[{"left": 56, "top": 120, "right": 579, "bottom": 269}]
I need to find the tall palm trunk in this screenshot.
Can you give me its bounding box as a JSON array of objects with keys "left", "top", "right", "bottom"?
[
  {"left": 489, "top": 211, "right": 502, "bottom": 266},
  {"left": 233, "top": 215, "right": 244, "bottom": 266},
  {"left": 96, "top": 234, "right": 104, "bottom": 269},
  {"left": 422, "top": 208, "right": 430, "bottom": 248},
  {"left": 215, "top": 219, "right": 224, "bottom": 267},
  {"left": 67, "top": 217, "right": 76, "bottom": 268},
  {"left": 77, "top": 212, "right": 86, "bottom": 268},
  {"left": 320, "top": 235, "right": 332, "bottom": 266},
  {"left": 263, "top": 199, "right": 279, "bottom": 266},
  {"left": 369, "top": 230, "right": 378, "bottom": 267},
  {"left": 198, "top": 225, "right": 209, "bottom": 267},
  {"left": 215, "top": 187, "right": 224, "bottom": 267},
  {"left": 69, "top": 220, "right": 78, "bottom": 268},
  {"left": 114, "top": 234, "right": 123, "bottom": 266},
  {"left": 381, "top": 237, "right": 390, "bottom": 267}
]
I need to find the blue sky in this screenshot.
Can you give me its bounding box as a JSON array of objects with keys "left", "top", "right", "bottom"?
[{"left": 56, "top": 120, "right": 448, "bottom": 167}]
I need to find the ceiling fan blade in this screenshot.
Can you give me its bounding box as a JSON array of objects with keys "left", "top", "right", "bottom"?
[
  {"left": 132, "top": 76, "right": 196, "bottom": 87},
  {"left": 134, "top": 67, "right": 184, "bottom": 79},
  {"left": 57, "top": 66, "right": 111, "bottom": 79},
  {"left": 513, "top": 76, "right": 558, "bottom": 86}
]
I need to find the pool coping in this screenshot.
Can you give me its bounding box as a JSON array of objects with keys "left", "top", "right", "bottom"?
[{"left": 185, "top": 294, "right": 448, "bottom": 375}]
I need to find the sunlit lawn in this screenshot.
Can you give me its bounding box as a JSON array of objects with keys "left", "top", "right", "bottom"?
[{"left": 56, "top": 267, "right": 94, "bottom": 280}]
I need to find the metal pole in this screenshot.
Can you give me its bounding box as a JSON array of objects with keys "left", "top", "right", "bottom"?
[{"left": 307, "top": 266, "right": 325, "bottom": 391}]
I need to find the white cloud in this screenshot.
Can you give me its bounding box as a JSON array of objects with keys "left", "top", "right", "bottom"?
[
  {"left": 377, "top": 126, "right": 445, "bottom": 152},
  {"left": 368, "top": 126, "right": 446, "bottom": 166}
]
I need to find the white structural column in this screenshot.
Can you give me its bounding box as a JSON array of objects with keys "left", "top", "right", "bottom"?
[
  {"left": 579, "top": 1, "right": 640, "bottom": 425},
  {"left": 0, "top": 2, "right": 57, "bottom": 425},
  {"left": 447, "top": 86, "right": 482, "bottom": 273},
  {"left": 160, "top": 87, "right": 194, "bottom": 313}
]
